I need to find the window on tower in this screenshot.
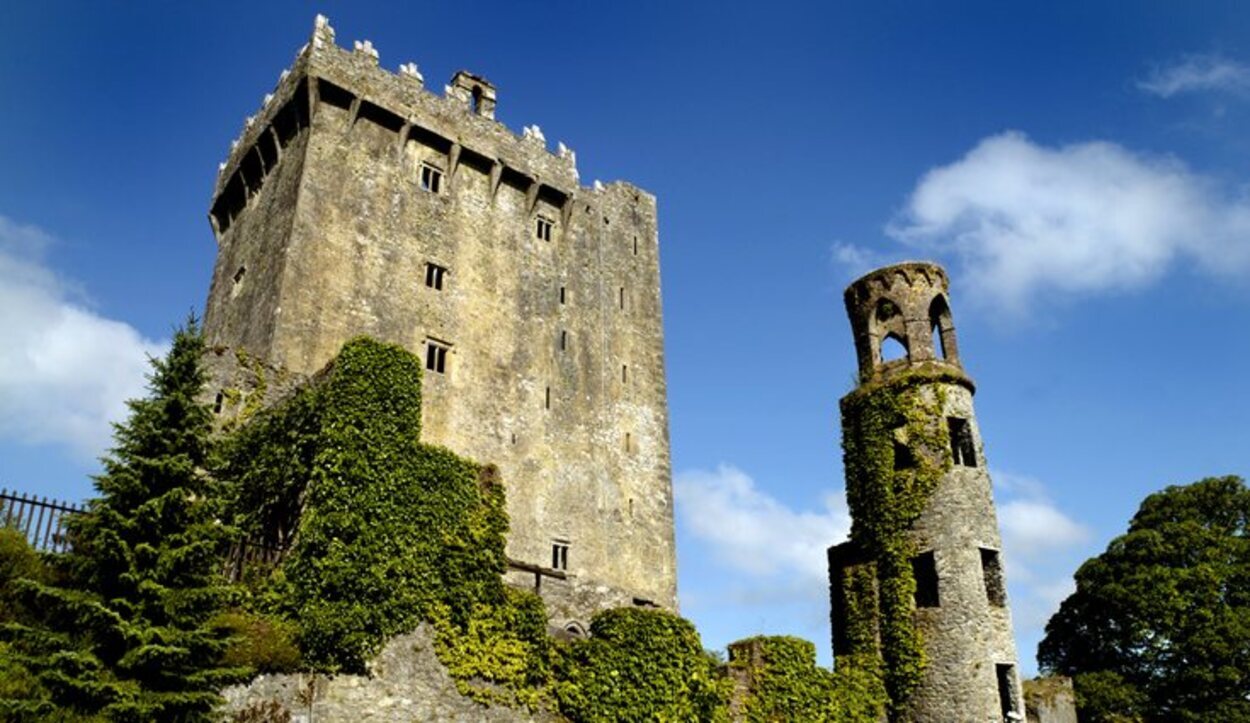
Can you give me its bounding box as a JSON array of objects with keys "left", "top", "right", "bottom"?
[
  {"left": 981, "top": 548, "right": 1006, "bottom": 607},
  {"left": 425, "top": 339, "right": 449, "bottom": 374},
  {"left": 419, "top": 163, "right": 443, "bottom": 193},
  {"left": 424, "top": 262, "right": 447, "bottom": 290},
  {"left": 536, "top": 216, "right": 554, "bottom": 241},
  {"left": 551, "top": 540, "right": 569, "bottom": 571},
  {"left": 947, "top": 417, "right": 977, "bottom": 467},
  {"left": 912, "top": 550, "right": 939, "bottom": 608}
]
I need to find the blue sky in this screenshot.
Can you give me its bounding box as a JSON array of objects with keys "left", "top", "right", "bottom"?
[{"left": 3, "top": 1, "right": 1250, "bottom": 675}]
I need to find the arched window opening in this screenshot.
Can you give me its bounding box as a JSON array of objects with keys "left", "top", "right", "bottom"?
[
  {"left": 471, "top": 85, "right": 483, "bottom": 115},
  {"left": 880, "top": 333, "right": 908, "bottom": 363},
  {"left": 929, "top": 295, "right": 954, "bottom": 360},
  {"left": 565, "top": 622, "right": 586, "bottom": 638}
]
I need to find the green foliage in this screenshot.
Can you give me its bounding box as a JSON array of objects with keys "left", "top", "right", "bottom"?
[
  {"left": 0, "top": 317, "right": 247, "bottom": 721},
  {"left": 221, "top": 337, "right": 508, "bottom": 673},
  {"left": 555, "top": 607, "right": 730, "bottom": 722},
  {"left": 212, "top": 610, "right": 302, "bottom": 674},
  {"left": 431, "top": 587, "right": 554, "bottom": 707},
  {"left": 839, "top": 370, "right": 953, "bottom": 715},
  {"left": 1039, "top": 476, "right": 1250, "bottom": 722},
  {"left": 732, "top": 636, "right": 884, "bottom": 722},
  {"left": 221, "top": 336, "right": 880, "bottom": 720},
  {"left": 1071, "top": 671, "right": 1146, "bottom": 723},
  {"left": 0, "top": 527, "right": 48, "bottom": 624}
]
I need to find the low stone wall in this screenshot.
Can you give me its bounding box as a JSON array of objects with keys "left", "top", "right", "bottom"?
[
  {"left": 221, "top": 625, "right": 557, "bottom": 722},
  {"left": 1024, "top": 676, "right": 1078, "bottom": 723}
]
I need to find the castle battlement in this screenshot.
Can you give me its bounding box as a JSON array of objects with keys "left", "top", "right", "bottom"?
[
  {"left": 209, "top": 15, "right": 642, "bottom": 238},
  {"left": 843, "top": 260, "right": 964, "bottom": 385}
]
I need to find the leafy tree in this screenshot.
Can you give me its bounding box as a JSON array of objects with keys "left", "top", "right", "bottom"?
[
  {"left": 0, "top": 318, "right": 246, "bottom": 721},
  {"left": 1038, "top": 475, "right": 1250, "bottom": 723}
]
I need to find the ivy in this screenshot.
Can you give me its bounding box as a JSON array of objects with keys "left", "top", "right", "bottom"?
[
  {"left": 554, "top": 607, "right": 730, "bottom": 722},
  {"left": 839, "top": 366, "right": 955, "bottom": 716},
  {"left": 220, "top": 337, "right": 507, "bottom": 673},
  {"left": 219, "top": 336, "right": 883, "bottom": 721},
  {"left": 732, "top": 636, "right": 884, "bottom": 722}
]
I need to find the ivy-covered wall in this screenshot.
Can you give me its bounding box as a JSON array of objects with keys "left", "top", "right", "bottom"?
[
  {"left": 220, "top": 337, "right": 509, "bottom": 673},
  {"left": 837, "top": 368, "right": 955, "bottom": 716},
  {"left": 728, "top": 636, "right": 884, "bottom": 722},
  {"left": 218, "top": 336, "right": 880, "bottom": 721}
]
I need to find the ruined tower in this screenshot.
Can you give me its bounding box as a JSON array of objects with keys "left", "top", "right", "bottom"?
[
  {"left": 201, "top": 16, "right": 675, "bottom": 630},
  {"left": 828, "top": 262, "right": 1022, "bottom": 721}
]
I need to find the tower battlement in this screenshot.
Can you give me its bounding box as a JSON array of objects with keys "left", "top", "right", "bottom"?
[
  {"left": 843, "top": 261, "right": 964, "bottom": 385},
  {"left": 210, "top": 15, "right": 603, "bottom": 237}
]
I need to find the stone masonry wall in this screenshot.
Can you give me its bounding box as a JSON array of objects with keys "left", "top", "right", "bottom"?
[{"left": 220, "top": 626, "right": 558, "bottom": 722}]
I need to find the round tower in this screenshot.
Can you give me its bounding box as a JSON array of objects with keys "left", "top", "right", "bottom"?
[{"left": 830, "top": 262, "right": 1022, "bottom": 721}]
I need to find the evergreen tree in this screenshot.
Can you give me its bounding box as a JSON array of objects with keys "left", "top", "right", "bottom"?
[{"left": 0, "top": 318, "right": 245, "bottom": 721}]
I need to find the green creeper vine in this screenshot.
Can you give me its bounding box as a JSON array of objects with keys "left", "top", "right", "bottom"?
[
  {"left": 731, "top": 636, "right": 884, "bottom": 722},
  {"left": 840, "top": 366, "right": 956, "bottom": 716}
]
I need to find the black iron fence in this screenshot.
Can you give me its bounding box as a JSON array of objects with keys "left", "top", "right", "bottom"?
[
  {"left": 0, "top": 488, "right": 84, "bottom": 553},
  {"left": 2, "top": 488, "right": 568, "bottom": 587}
]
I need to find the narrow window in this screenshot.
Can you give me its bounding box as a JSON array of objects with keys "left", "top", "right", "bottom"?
[
  {"left": 625, "top": 432, "right": 632, "bottom": 453},
  {"left": 231, "top": 266, "right": 247, "bottom": 299},
  {"left": 619, "top": 287, "right": 625, "bottom": 310},
  {"left": 633, "top": 236, "right": 638, "bottom": 255},
  {"left": 912, "top": 551, "right": 939, "bottom": 608},
  {"left": 560, "top": 330, "right": 567, "bottom": 350},
  {"left": 622, "top": 364, "right": 628, "bottom": 383},
  {"left": 213, "top": 391, "right": 225, "bottom": 415},
  {"left": 536, "top": 216, "right": 554, "bottom": 241},
  {"left": 425, "top": 340, "right": 449, "bottom": 374},
  {"left": 559, "top": 286, "right": 566, "bottom": 304},
  {"left": 470, "top": 85, "right": 483, "bottom": 115},
  {"left": 947, "top": 417, "right": 977, "bottom": 467},
  {"left": 552, "top": 541, "right": 569, "bottom": 570},
  {"left": 893, "top": 439, "right": 915, "bottom": 470},
  {"left": 981, "top": 548, "right": 1006, "bottom": 607},
  {"left": 424, "top": 262, "right": 447, "bottom": 290},
  {"left": 419, "top": 163, "right": 443, "bottom": 193},
  {"left": 996, "top": 664, "right": 1019, "bottom": 719},
  {"left": 545, "top": 386, "right": 551, "bottom": 409}
]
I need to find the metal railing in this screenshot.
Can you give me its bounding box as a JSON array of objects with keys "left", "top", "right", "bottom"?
[{"left": 0, "top": 488, "right": 84, "bottom": 553}]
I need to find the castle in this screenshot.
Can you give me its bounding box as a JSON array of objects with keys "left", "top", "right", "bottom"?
[
  {"left": 201, "top": 16, "right": 1038, "bottom": 720},
  {"left": 200, "top": 16, "right": 674, "bottom": 632}
]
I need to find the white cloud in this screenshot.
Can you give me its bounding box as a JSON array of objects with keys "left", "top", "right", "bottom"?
[
  {"left": 882, "top": 131, "right": 1250, "bottom": 313},
  {"left": 674, "top": 465, "right": 850, "bottom": 585},
  {"left": 1138, "top": 54, "right": 1250, "bottom": 98},
  {"left": 999, "top": 499, "right": 1090, "bottom": 554},
  {"left": 992, "top": 470, "right": 1093, "bottom": 669},
  {"left": 0, "top": 215, "right": 167, "bottom": 461}
]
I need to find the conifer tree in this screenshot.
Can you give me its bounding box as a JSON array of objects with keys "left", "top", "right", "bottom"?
[{"left": 0, "top": 318, "right": 245, "bottom": 721}]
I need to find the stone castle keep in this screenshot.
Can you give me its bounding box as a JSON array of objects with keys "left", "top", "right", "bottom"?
[
  {"left": 201, "top": 16, "right": 1038, "bottom": 721},
  {"left": 201, "top": 16, "right": 674, "bottom": 631},
  {"left": 829, "top": 262, "right": 1024, "bottom": 721}
]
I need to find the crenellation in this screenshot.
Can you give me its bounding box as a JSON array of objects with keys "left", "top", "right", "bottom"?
[{"left": 352, "top": 39, "right": 379, "bottom": 64}]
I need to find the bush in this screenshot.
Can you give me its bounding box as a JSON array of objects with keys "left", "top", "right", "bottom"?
[{"left": 213, "top": 610, "right": 303, "bottom": 674}]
